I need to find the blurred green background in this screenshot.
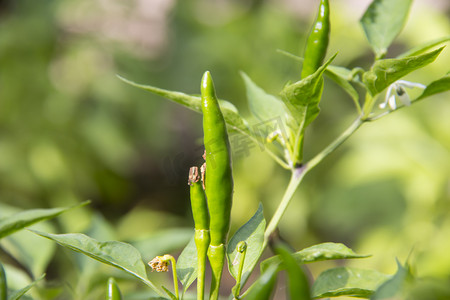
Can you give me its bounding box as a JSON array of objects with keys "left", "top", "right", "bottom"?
[{"left": 0, "top": 0, "right": 449, "bottom": 299}]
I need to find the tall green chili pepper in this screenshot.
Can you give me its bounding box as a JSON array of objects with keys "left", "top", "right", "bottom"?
[
  {"left": 301, "top": 0, "right": 330, "bottom": 79},
  {"left": 201, "top": 71, "right": 233, "bottom": 300},
  {"left": 188, "top": 166, "right": 210, "bottom": 300}
]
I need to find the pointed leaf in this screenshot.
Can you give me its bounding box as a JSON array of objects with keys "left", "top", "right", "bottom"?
[
  {"left": 176, "top": 235, "right": 197, "bottom": 293},
  {"left": 118, "top": 75, "right": 250, "bottom": 135},
  {"left": 227, "top": 204, "right": 265, "bottom": 282},
  {"left": 0, "top": 201, "right": 90, "bottom": 239},
  {"left": 161, "top": 286, "right": 177, "bottom": 300},
  {"left": 360, "top": 0, "right": 413, "bottom": 58},
  {"left": 241, "top": 72, "right": 287, "bottom": 122},
  {"left": 1, "top": 222, "right": 56, "bottom": 277},
  {"left": 325, "top": 66, "right": 360, "bottom": 110},
  {"left": 416, "top": 74, "right": 450, "bottom": 101},
  {"left": 371, "top": 260, "right": 414, "bottom": 300},
  {"left": 277, "top": 49, "right": 360, "bottom": 107},
  {"left": 261, "top": 242, "right": 370, "bottom": 272},
  {"left": 243, "top": 263, "right": 278, "bottom": 300},
  {"left": 362, "top": 47, "right": 444, "bottom": 96},
  {"left": 30, "top": 231, "right": 165, "bottom": 297},
  {"left": 397, "top": 35, "right": 450, "bottom": 58},
  {"left": 312, "top": 267, "right": 390, "bottom": 299},
  {"left": 280, "top": 53, "right": 337, "bottom": 132},
  {"left": 8, "top": 274, "right": 45, "bottom": 300},
  {"left": 276, "top": 244, "right": 310, "bottom": 300}
]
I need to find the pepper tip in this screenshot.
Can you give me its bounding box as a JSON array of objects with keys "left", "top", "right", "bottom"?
[{"left": 201, "top": 71, "right": 216, "bottom": 99}]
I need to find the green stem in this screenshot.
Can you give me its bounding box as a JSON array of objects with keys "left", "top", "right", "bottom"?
[
  {"left": 263, "top": 166, "right": 307, "bottom": 246},
  {"left": 168, "top": 256, "right": 179, "bottom": 299},
  {"left": 306, "top": 117, "right": 363, "bottom": 171},
  {"left": 232, "top": 242, "right": 248, "bottom": 299},
  {"left": 264, "top": 117, "right": 363, "bottom": 243},
  {"left": 241, "top": 116, "right": 364, "bottom": 292},
  {"left": 195, "top": 230, "right": 210, "bottom": 300}
]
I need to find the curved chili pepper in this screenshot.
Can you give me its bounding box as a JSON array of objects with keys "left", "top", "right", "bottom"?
[
  {"left": 201, "top": 71, "right": 233, "bottom": 300},
  {"left": 301, "top": 0, "right": 330, "bottom": 79},
  {"left": 106, "top": 277, "right": 122, "bottom": 300},
  {"left": 188, "top": 166, "right": 210, "bottom": 300}
]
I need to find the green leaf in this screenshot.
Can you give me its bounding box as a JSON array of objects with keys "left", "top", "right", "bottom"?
[
  {"left": 241, "top": 72, "right": 287, "bottom": 122},
  {"left": 0, "top": 201, "right": 90, "bottom": 240},
  {"left": 312, "top": 267, "right": 390, "bottom": 298},
  {"left": 416, "top": 74, "right": 450, "bottom": 101},
  {"left": 30, "top": 230, "right": 165, "bottom": 297},
  {"left": 362, "top": 47, "right": 444, "bottom": 96},
  {"left": 371, "top": 260, "right": 414, "bottom": 300},
  {"left": 1, "top": 222, "right": 56, "bottom": 278},
  {"left": 275, "top": 244, "right": 310, "bottom": 300},
  {"left": 227, "top": 204, "right": 265, "bottom": 283},
  {"left": 7, "top": 274, "right": 45, "bottom": 300},
  {"left": 325, "top": 66, "right": 360, "bottom": 111},
  {"left": 117, "top": 75, "right": 250, "bottom": 135},
  {"left": 261, "top": 242, "right": 370, "bottom": 272},
  {"left": 161, "top": 286, "right": 177, "bottom": 300},
  {"left": 0, "top": 263, "right": 6, "bottom": 300},
  {"left": 176, "top": 235, "right": 197, "bottom": 293},
  {"left": 243, "top": 263, "right": 278, "bottom": 300},
  {"left": 360, "top": 0, "right": 413, "bottom": 58},
  {"left": 397, "top": 35, "right": 450, "bottom": 58},
  {"left": 277, "top": 49, "right": 360, "bottom": 109}
]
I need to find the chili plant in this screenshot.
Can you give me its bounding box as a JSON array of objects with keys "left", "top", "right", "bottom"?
[{"left": 6, "top": 0, "right": 447, "bottom": 299}]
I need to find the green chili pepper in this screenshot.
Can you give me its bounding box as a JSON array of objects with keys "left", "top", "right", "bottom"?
[
  {"left": 301, "top": 0, "right": 330, "bottom": 79},
  {"left": 188, "top": 166, "right": 210, "bottom": 300},
  {"left": 201, "top": 71, "right": 233, "bottom": 300},
  {"left": 106, "top": 277, "right": 122, "bottom": 300}
]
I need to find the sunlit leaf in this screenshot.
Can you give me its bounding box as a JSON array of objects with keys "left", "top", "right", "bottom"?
[
  {"left": 0, "top": 201, "right": 90, "bottom": 240},
  {"left": 243, "top": 264, "right": 278, "bottom": 300},
  {"left": 227, "top": 204, "right": 265, "bottom": 283},
  {"left": 397, "top": 35, "right": 450, "bottom": 58},
  {"left": 117, "top": 75, "right": 250, "bottom": 135},
  {"left": 261, "top": 242, "right": 370, "bottom": 272},
  {"left": 176, "top": 235, "right": 197, "bottom": 293},
  {"left": 362, "top": 47, "right": 443, "bottom": 96},
  {"left": 30, "top": 231, "right": 165, "bottom": 297},
  {"left": 241, "top": 72, "right": 287, "bottom": 123},
  {"left": 312, "top": 267, "right": 390, "bottom": 298},
  {"left": 415, "top": 74, "right": 450, "bottom": 101},
  {"left": 277, "top": 49, "right": 360, "bottom": 108},
  {"left": 360, "top": 0, "right": 413, "bottom": 58},
  {"left": 8, "top": 274, "right": 45, "bottom": 300},
  {"left": 371, "top": 260, "right": 413, "bottom": 300}
]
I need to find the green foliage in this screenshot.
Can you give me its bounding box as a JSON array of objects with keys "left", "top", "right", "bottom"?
[
  {"left": 0, "top": 201, "right": 89, "bottom": 239},
  {"left": 312, "top": 267, "right": 390, "bottom": 298},
  {"left": 362, "top": 47, "right": 444, "bottom": 97},
  {"left": 30, "top": 231, "right": 165, "bottom": 297},
  {"left": 176, "top": 236, "right": 198, "bottom": 294},
  {"left": 261, "top": 242, "right": 370, "bottom": 272},
  {"left": 360, "top": 0, "right": 413, "bottom": 58},
  {"left": 226, "top": 204, "right": 265, "bottom": 282},
  {"left": 0, "top": 0, "right": 449, "bottom": 299}
]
